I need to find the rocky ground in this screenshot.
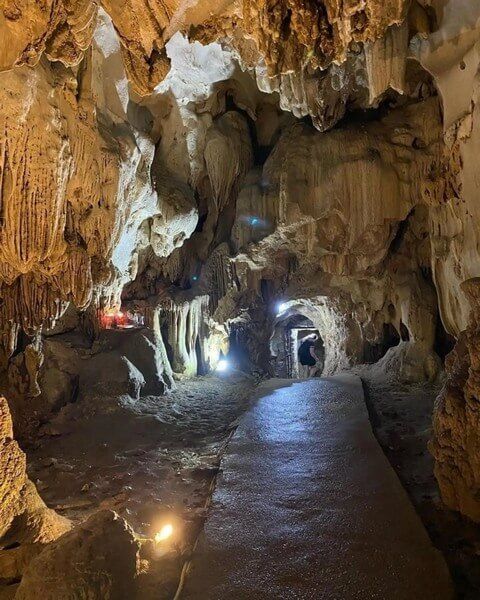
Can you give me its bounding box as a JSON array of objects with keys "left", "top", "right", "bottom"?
[
  {"left": 27, "top": 373, "right": 258, "bottom": 530},
  {"left": 7, "top": 367, "right": 480, "bottom": 599},
  {"left": 15, "top": 372, "right": 258, "bottom": 598},
  {"left": 362, "top": 372, "right": 480, "bottom": 600}
]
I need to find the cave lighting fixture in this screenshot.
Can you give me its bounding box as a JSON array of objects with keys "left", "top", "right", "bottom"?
[
  {"left": 216, "top": 358, "right": 230, "bottom": 372},
  {"left": 276, "top": 302, "right": 289, "bottom": 315},
  {"left": 154, "top": 523, "right": 174, "bottom": 544}
]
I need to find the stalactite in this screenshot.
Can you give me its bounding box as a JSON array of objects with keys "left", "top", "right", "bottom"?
[
  {"left": 157, "top": 294, "right": 210, "bottom": 377},
  {"left": 364, "top": 22, "right": 408, "bottom": 104},
  {"left": 0, "top": 53, "right": 158, "bottom": 351},
  {"left": 204, "top": 112, "right": 254, "bottom": 213},
  {"left": 203, "top": 243, "right": 236, "bottom": 312},
  {"left": 242, "top": 0, "right": 407, "bottom": 77}
]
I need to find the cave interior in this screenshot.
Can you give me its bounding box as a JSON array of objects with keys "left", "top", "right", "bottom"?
[{"left": 0, "top": 1, "right": 480, "bottom": 598}]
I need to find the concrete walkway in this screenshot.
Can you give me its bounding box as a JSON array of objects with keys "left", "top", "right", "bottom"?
[{"left": 183, "top": 376, "right": 453, "bottom": 600}]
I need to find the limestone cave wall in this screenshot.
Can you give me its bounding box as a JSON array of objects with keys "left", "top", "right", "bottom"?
[{"left": 1, "top": 0, "right": 480, "bottom": 558}]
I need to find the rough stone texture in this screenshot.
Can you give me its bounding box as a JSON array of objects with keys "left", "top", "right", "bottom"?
[
  {"left": 242, "top": 0, "right": 406, "bottom": 76},
  {"left": 416, "top": 2, "right": 480, "bottom": 336},
  {"left": 0, "top": 58, "right": 155, "bottom": 340},
  {"left": 431, "top": 279, "right": 480, "bottom": 522},
  {"left": 0, "top": 397, "right": 69, "bottom": 542},
  {"left": 416, "top": 4, "right": 480, "bottom": 521},
  {"left": 15, "top": 510, "right": 140, "bottom": 600},
  {"left": 0, "top": 0, "right": 98, "bottom": 71},
  {"left": 0, "top": 397, "right": 70, "bottom": 583},
  {"left": 0, "top": 0, "right": 480, "bottom": 538}
]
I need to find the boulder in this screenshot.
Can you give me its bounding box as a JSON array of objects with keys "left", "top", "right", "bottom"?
[
  {"left": 80, "top": 352, "right": 146, "bottom": 400},
  {"left": 0, "top": 398, "right": 70, "bottom": 580},
  {"left": 15, "top": 511, "right": 140, "bottom": 600}
]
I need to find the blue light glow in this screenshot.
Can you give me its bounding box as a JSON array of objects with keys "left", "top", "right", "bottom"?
[{"left": 216, "top": 359, "right": 229, "bottom": 372}]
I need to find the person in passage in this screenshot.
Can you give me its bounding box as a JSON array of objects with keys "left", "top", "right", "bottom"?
[{"left": 298, "top": 334, "right": 320, "bottom": 378}]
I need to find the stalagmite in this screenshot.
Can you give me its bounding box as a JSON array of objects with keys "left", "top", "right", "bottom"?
[{"left": 1, "top": 0, "right": 480, "bottom": 596}]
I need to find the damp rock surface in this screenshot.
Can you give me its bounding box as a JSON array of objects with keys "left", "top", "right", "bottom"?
[{"left": 362, "top": 369, "right": 480, "bottom": 599}]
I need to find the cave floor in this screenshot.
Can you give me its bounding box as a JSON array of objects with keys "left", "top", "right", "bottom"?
[
  {"left": 183, "top": 375, "right": 453, "bottom": 599},
  {"left": 26, "top": 373, "right": 258, "bottom": 539},
  {"left": 362, "top": 374, "right": 480, "bottom": 599}
]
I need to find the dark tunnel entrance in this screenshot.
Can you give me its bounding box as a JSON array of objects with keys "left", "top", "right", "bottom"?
[{"left": 271, "top": 312, "right": 325, "bottom": 378}]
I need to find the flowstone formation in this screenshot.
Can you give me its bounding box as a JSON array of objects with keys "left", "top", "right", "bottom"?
[
  {"left": 0, "top": 397, "right": 70, "bottom": 584},
  {"left": 1, "top": 0, "right": 480, "bottom": 595}
]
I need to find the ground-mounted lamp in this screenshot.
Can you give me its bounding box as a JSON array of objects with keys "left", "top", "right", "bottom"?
[
  {"left": 155, "top": 523, "right": 173, "bottom": 544},
  {"left": 152, "top": 521, "right": 178, "bottom": 558}
]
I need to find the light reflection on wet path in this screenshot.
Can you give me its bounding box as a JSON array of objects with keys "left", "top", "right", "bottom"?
[{"left": 184, "top": 376, "right": 453, "bottom": 600}]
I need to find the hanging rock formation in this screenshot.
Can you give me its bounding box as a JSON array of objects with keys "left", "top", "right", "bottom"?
[{"left": 2, "top": 0, "right": 480, "bottom": 589}]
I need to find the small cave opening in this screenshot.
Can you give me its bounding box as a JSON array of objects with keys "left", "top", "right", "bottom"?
[{"left": 363, "top": 323, "right": 401, "bottom": 364}]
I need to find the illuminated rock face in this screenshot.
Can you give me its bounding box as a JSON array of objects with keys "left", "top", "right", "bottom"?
[
  {"left": 1, "top": 0, "right": 480, "bottom": 524},
  {"left": 420, "top": 3, "right": 480, "bottom": 521},
  {"left": 0, "top": 60, "right": 154, "bottom": 340}
]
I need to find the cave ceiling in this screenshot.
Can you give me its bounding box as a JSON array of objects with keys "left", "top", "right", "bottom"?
[{"left": 0, "top": 0, "right": 478, "bottom": 370}]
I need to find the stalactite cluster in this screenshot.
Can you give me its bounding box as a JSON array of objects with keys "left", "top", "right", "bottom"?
[
  {"left": 242, "top": 0, "right": 407, "bottom": 76},
  {"left": 2, "top": 0, "right": 480, "bottom": 572}
]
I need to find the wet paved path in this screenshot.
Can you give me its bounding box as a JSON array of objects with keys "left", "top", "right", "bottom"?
[{"left": 183, "top": 375, "right": 453, "bottom": 599}]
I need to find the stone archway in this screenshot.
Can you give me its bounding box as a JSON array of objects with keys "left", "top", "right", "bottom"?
[{"left": 270, "top": 312, "right": 325, "bottom": 378}]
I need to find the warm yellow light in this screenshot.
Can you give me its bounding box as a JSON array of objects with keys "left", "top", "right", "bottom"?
[{"left": 154, "top": 523, "right": 173, "bottom": 543}]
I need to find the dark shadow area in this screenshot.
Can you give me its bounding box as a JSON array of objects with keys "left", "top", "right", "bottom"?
[
  {"left": 434, "top": 315, "right": 456, "bottom": 362},
  {"left": 161, "top": 321, "right": 175, "bottom": 367},
  {"left": 195, "top": 336, "right": 207, "bottom": 376},
  {"left": 363, "top": 323, "right": 400, "bottom": 364}
]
